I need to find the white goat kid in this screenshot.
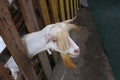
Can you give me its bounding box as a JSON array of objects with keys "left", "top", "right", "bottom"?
[{"left": 4, "top": 21, "right": 80, "bottom": 79}]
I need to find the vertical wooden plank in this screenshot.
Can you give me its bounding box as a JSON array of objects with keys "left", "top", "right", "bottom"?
[
  {"left": 48, "top": 0, "right": 59, "bottom": 22},
  {"left": 70, "top": 0, "right": 74, "bottom": 18},
  {"left": 38, "top": 0, "right": 50, "bottom": 25},
  {"left": 74, "top": 0, "right": 77, "bottom": 15},
  {"left": 18, "top": 0, "right": 52, "bottom": 79},
  {"left": 18, "top": 0, "right": 39, "bottom": 32},
  {"left": 0, "top": 1, "right": 39, "bottom": 80},
  {"left": 65, "top": 0, "right": 71, "bottom": 19},
  {"left": 32, "top": 0, "right": 45, "bottom": 29},
  {"left": 59, "top": 0, "right": 65, "bottom": 21},
  {"left": 76, "top": 0, "right": 79, "bottom": 9},
  {"left": 0, "top": 63, "right": 13, "bottom": 80},
  {"left": 49, "top": 58, "right": 67, "bottom": 80},
  {"left": 38, "top": 51, "right": 52, "bottom": 79}
]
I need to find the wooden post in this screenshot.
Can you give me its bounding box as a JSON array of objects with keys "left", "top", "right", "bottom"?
[
  {"left": 0, "top": 1, "right": 39, "bottom": 80},
  {"left": 0, "top": 62, "right": 13, "bottom": 80},
  {"left": 70, "top": 0, "right": 74, "bottom": 18},
  {"left": 18, "top": 0, "right": 52, "bottom": 79},
  {"left": 76, "top": 0, "right": 79, "bottom": 9},
  {"left": 59, "top": 0, "right": 66, "bottom": 21},
  {"left": 38, "top": 51, "right": 52, "bottom": 79},
  {"left": 48, "top": 0, "right": 59, "bottom": 22},
  {"left": 65, "top": 0, "right": 71, "bottom": 19},
  {"left": 38, "top": 0, "right": 51, "bottom": 25},
  {"left": 18, "top": 0, "right": 39, "bottom": 32},
  {"left": 74, "top": 0, "right": 77, "bottom": 15}
]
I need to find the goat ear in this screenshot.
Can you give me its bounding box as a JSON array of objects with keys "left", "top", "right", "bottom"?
[{"left": 63, "top": 23, "right": 80, "bottom": 31}]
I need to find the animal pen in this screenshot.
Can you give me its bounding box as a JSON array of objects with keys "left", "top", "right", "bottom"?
[{"left": 0, "top": 0, "right": 79, "bottom": 80}]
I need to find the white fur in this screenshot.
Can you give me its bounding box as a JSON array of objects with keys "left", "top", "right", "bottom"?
[
  {"left": 4, "top": 21, "right": 80, "bottom": 79},
  {"left": 4, "top": 57, "right": 19, "bottom": 80},
  {"left": 7, "top": 0, "right": 18, "bottom": 10}
]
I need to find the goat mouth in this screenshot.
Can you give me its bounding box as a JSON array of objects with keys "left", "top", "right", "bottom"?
[{"left": 69, "top": 54, "right": 79, "bottom": 58}]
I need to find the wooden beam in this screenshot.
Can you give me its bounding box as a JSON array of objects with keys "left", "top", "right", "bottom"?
[
  {"left": 49, "top": 58, "right": 67, "bottom": 80},
  {"left": 74, "top": 0, "right": 77, "bottom": 15},
  {"left": 59, "top": 0, "right": 66, "bottom": 21},
  {"left": 76, "top": 0, "right": 79, "bottom": 10},
  {"left": 0, "top": 62, "right": 14, "bottom": 80},
  {"left": 49, "top": 57, "right": 74, "bottom": 80},
  {"left": 38, "top": 0, "right": 50, "bottom": 25},
  {"left": 65, "top": 0, "right": 71, "bottom": 19},
  {"left": 0, "top": 1, "right": 39, "bottom": 80},
  {"left": 18, "top": 0, "right": 52, "bottom": 79},
  {"left": 18, "top": 0, "right": 39, "bottom": 32},
  {"left": 48, "top": 0, "right": 59, "bottom": 22},
  {"left": 38, "top": 51, "right": 52, "bottom": 79},
  {"left": 70, "top": 0, "right": 74, "bottom": 18}
]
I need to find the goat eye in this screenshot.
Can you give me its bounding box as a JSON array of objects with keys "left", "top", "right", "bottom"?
[{"left": 52, "top": 39, "right": 57, "bottom": 42}]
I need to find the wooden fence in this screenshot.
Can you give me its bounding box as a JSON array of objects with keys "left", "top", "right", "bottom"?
[
  {"left": 0, "top": 0, "right": 79, "bottom": 80},
  {"left": 32, "top": 0, "right": 79, "bottom": 27}
]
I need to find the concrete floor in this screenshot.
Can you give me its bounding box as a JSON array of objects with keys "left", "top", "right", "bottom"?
[{"left": 63, "top": 7, "right": 115, "bottom": 80}]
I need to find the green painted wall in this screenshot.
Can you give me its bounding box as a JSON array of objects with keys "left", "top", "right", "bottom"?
[{"left": 88, "top": 0, "right": 120, "bottom": 80}]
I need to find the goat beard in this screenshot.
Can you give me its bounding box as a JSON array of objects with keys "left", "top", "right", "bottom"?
[{"left": 61, "top": 53, "right": 77, "bottom": 69}]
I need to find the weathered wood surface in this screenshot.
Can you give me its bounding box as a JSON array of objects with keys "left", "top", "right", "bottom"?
[
  {"left": 38, "top": 0, "right": 50, "bottom": 25},
  {"left": 48, "top": 0, "right": 59, "bottom": 22},
  {"left": 0, "top": 62, "right": 13, "bottom": 80},
  {"left": 0, "top": 1, "right": 39, "bottom": 80},
  {"left": 49, "top": 57, "right": 67, "bottom": 80},
  {"left": 59, "top": 0, "right": 65, "bottom": 21},
  {"left": 0, "top": 16, "right": 24, "bottom": 64},
  {"left": 18, "top": 0, "right": 39, "bottom": 32},
  {"left": 76, "top": 0, "right": 79, "bottom": 10},
  {"left": 66, "top": 0, "right": 71, "bottom": 19},
  {"left": 0, "top": 11, "right": 24, "bottom": 64},
  {"left": 70, "top": 0, "right": 74, "bottom": 18},
  {"left": 18, "top": 0, "right": 52, "bottom": 79},
  {"left": 74, "top": 0, "right": 77, "bottom": 15},
  {"left": 38, "top": 51, "right": 52, "bottom": 79}
]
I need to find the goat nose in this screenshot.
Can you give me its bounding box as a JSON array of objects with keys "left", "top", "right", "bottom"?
[{"left": 74, "top": 49, "right": 80, "bottom": 54}]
